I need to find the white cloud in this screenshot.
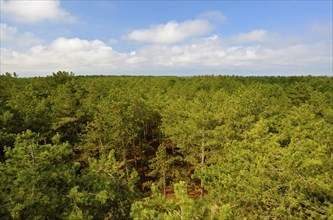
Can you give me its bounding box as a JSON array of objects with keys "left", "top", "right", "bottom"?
[
  {"left": 199, "top": 11, "right": 226, "bottom": 22},
  {"left": 1, "top": 0, "right": 75, "bottom": 23},
  {"left": 233, "top": 29, "right": 268, "bottom": 43},
  {"left": 0, "top": 23, "right": 41, "bottom": 46},
  {"left": 1, "top": 37, "right": 134, "bottom": 74},
  {"left": 0, "top": 23, "right": 17, "bottom": 41},
  {"left": 1, "top": 34, "right": 332, "bottom": 76},
  {"left": 127, "top": 19, "right": 213, "bottom": 44}
]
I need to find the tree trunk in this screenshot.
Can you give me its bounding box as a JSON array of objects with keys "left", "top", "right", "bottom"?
[
  {"left": 163, "top": 169, "right": 166, "bottom": 197},
  {"left": 201, "top": 133, "right": 205, "bottom": 197},
  {"left": 122, "top": 139, "right": 129, "bottom": 180}
]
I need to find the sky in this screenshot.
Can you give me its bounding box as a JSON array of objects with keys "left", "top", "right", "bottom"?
[{"left": 0, "top": 0, "right": 332, "bottom": 77}]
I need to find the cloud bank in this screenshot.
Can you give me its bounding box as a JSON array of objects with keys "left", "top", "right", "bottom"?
[{"left": 1, "top": 34, "right": 331, "bottom": 76}]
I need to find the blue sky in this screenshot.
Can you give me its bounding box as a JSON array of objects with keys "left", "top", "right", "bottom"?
[{"left": 1, "top": 0, "right": 332, "bottom": 77}]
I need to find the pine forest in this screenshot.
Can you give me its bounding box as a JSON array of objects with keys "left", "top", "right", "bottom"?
[{"left": 0, "top": 72, "right": 332, "bottom": 219}]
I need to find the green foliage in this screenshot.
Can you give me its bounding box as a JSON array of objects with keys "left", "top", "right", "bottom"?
[
  {"left": 148, "top": 144, "right": 180, "bottom": 196},
  {"left": 0, "top": 130, "right": 78, "bottom": 218},
  {"left": 131, "top": 181, "right": 208, "bottom": 220},
  {"left": 1, "top": 74, "right": 332, "bottom": 219},
  {"left": 64, "top": 150, "right": 139, "bottom": 219}
]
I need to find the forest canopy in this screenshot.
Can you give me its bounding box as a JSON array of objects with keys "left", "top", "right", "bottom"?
[{"left": 1, "top": 72, "right": 332, "bottom": 219}]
